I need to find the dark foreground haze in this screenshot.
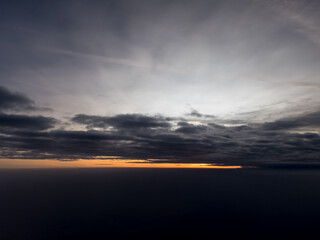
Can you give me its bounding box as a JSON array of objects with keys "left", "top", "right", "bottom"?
[{"left": 1, "top": 168, "right": 320, "bottom": 239}]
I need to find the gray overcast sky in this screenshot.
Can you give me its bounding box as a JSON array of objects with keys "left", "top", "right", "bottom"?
[
  {"left": 1, "top": 0, "right": 320, "bottom": 166},
  {"left": 1, "top": 0, "right": 320, "bottom": 120}
]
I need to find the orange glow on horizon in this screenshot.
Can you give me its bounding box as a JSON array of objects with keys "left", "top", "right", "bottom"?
[{"left": 0, "top": 159, "right": 242, "bottom": 169}]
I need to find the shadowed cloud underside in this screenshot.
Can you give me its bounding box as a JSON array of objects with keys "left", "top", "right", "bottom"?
[{"left": 0, "top": 86, "right": 319, "bottom": 168}]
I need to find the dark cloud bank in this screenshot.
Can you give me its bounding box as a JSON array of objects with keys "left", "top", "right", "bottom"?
[
  {"left": 0, "top": 86, "right": 36, "bottom": 111},
  {"left": 1, "top": 85, "right": 320, "bottom": 168}
]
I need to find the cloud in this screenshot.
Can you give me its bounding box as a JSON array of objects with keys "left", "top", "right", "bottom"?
[
  {"left": 39, "top": 47, "right": 188, "bottom": 74},
  {"left": 0, "top": 86, "right": 36, "bottom": 111},
  {"left": 259, "top": 0, "right": 320, "bottom": 47},
  {"left": 0, "top": 110, "right": 320, "bottom": 168},
  {"left": 186, "top": 109, "right": 216, "bottom": 118},
  {"left": 0, "top": 113, "right": 57, "bottom": 131},
  {"left": 72, "top": 114, "right": 172, "bottom": 129},
  {"left": 0, "top": 86, "right": 319, "bottom": 167},
  {"left": 175, "top": 122, "right": 208, "bottom": 134},
  {"left": 262, "top": 110, "right": 320, "bottom": 130},
  {"left": 0, "top": 86, "right": 57, "bottom": 133}
]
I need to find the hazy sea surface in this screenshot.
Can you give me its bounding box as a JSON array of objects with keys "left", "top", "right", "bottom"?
[{"left": 1, "top": 168, "right": 320, "bottom": 239}]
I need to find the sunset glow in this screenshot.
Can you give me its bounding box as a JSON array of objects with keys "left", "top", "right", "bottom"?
[{"left": 0, "top": 159, "right": 242, "bottom": 169}]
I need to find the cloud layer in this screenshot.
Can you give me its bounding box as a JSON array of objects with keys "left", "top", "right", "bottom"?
[
  {"left": 1, "top": 0, "right": 320, "bottom": 120},
  {"left": 0, "top": 0, "right": 320, "bottom": 168},
  {"left": 0, "top": 86, "right": 35, "bottom": 111},
  {"left": 0, "top": 86, "right": 319, "bottom": 168}
]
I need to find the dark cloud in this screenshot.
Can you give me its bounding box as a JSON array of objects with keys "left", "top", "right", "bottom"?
[
  {"left": 72, "top": 114, "right": 171, "bottom": 129},
  {"left": 0, "top": 86, "right": 58, "bottom": 158},
  {"left": 0, "top": 113, "right": 57, "bottom": 130},
  {"left": 175, "top": 122, "right": 208, "bottom": 134},
  {"left": 1, "top": 110, "right": 320, "bottom": 168},
  {"left": 187, "top": 109, "right": 215, "bottom": 118},
  {"left": 0, "top": 86, "right": 36, "bottom": 111},
  {"left": 262, "top": 110, "right": 320, "bottom": 130}
]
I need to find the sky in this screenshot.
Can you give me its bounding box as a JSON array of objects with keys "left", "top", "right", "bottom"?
[{"left": 0, "top": 0, "right": 320, "bottom": 168}]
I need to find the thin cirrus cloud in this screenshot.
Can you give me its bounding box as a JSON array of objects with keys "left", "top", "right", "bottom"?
[
  {"left": 260, "top": 0, "right": 320, "bottom": 47},
  {"left": 1, "top": 0, "right": 319, "bottom": 120},
  {"left": 38, "top": 47, "right": 188, "bottom": 75}
]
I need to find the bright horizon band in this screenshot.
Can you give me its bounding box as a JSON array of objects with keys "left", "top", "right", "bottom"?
[{"left": 0, "top": 159, "right": 242, "bottom": 169}]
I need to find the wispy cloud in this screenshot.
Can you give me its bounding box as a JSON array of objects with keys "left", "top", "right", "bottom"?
[
  {"left": 245, "top": 76, "right": 320, "bottom": 90},
  {"left": 38, "top": 47, "right": 188, "bottom": 74},
  {"left": 258, "top": 0, "right": 320, "bottom": 47}
]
